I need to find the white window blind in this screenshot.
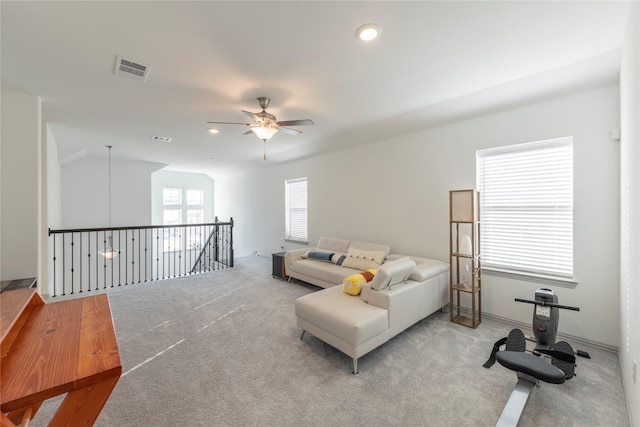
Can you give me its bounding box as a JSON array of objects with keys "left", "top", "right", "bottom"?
[
  {"left": 285, "top": 177, "right": 308, "bottom": 243},
  {"left": 476, "top": 137, "right": 573, "bottom": 279}
]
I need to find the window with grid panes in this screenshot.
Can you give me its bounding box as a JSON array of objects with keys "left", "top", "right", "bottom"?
[{"left": 162, "top": 188, "right": 206, "bottom": 251}]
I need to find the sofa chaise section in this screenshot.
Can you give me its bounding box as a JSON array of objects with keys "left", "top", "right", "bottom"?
[{"left": 295, "top": 256, "right": 449, "bottom": 374}]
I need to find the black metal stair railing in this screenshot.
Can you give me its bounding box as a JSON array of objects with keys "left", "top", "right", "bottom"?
[
  {"left": 48, "top": 218, "right": 233, "bottom": 297},
  {"left": 191, "top": 217, "right": 234, "bottom": 273}
]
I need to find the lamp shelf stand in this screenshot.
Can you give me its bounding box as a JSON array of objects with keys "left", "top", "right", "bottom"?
[{"left": 449, "top": 189, "right": 482, "bottom": 329}]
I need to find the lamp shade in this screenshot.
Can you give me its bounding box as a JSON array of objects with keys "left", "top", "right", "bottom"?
[
  {"left": 450, "top": 189, "right": 479, "bottom": 222},
  {"left": 459, "top": 234, "right": 472, "bottom": 256},
  {"left": 252, "top": 125, "right": 278, "bottom": 140}
]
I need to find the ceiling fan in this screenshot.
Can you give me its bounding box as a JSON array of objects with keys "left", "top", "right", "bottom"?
[{"left": 207, "top": 97, "right": 314, "bottom": 159}]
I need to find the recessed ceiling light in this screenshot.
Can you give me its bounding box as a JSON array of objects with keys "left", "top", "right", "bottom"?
[
  {"left": 208, "top": 128, "right": 219, "bottom": 134},
  {"left": 356, "top": 23, "right": 381, "bottom": 41}
]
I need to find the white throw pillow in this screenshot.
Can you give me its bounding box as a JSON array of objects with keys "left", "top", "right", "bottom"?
[{"left": 341, "top": 248, "right": 386, "bottom": 271}]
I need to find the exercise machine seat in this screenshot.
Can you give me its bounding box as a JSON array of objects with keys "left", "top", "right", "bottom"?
[{"left": 496, "top": 351, "right": 566, "bottom": 384}]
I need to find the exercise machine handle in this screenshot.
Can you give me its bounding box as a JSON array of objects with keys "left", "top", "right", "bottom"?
[{"left": 514, "top": 298, "right": 580, "bottom": 311}]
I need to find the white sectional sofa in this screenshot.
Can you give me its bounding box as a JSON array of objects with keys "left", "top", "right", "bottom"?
[
  {"left": 285, "top": 237, "right": 392, "bottom": 288},
  {"left": 290, "top": 237, "right": 449, "bottom": 374}
]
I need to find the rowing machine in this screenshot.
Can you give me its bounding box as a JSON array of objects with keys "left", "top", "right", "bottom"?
[{"left": 484, "top": 288, "right": 590, "bottom": 427}]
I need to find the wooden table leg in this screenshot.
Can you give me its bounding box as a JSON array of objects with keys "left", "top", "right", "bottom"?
[
  {"left": 1, "top": 413, "right": 17, "bottom": 427},
  {"left": 4, "top": 402, "right": 42, "bottom": 427},
  {"left": 48, "top": 376, "right": 119, "bottom": 427}
]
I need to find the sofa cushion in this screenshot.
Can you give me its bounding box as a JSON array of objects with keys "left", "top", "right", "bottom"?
[
  {"left": 291, "top": 259, "right": 362, "bottom": 285},
  {"left": 409, "top": 259, "right": 449, "bottom": 282},
  {"left": 385, "top": 255, "right": 449, "bottom": 282},
  {"left": 342, "top": 247, "right": 387, "bottom": 270},
  {"left": 295, "top": 286, "right": 388, "bottom": 345},
  {"left": 348, "top": 241, "right": 391, "bottom": 256},
  {"left": 317, "top": 237, "right": 350, "bottom": 253},
  {"left": 368, "top": 257, "right": 416, "bottom": 290},
  {"left": 343, "top": 269, "right": 377, "bottom": 296}
]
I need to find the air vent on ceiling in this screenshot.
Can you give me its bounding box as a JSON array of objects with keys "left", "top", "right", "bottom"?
[
  {"left": 115, "top": 56, "right": 150, "bottom": 82},
  {"left": 151, "top": 136, "right": 172, "bottom": 143}
]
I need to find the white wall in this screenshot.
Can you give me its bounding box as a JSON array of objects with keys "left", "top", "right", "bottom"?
[
  {"left": 0, "top": 88, "right": 40, "bottom": 280},
  {"left": 61, "top": 156, "right": 165, "bottom": 228},
  {"left": 216, "top": 84, "right": 621, "bottom": 348},
  {"left": 151, "top": 170, "right": 214, "bottom": 225},
  {"left": 45, "top": 125, "right": 62, "bottom": 230},
  {"left": 41, "top": 125, "right": 62, "bottom": 295},
  {"left": 619, "top": 2, "right": 640, "bottom": 425}
]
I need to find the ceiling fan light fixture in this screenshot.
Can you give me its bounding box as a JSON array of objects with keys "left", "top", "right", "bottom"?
[
  {"left": 206, "top": 97, "right": 315, "bottom": 160},
  {"left": 252, "top": 125, "right": 278, "bottom": 140},
  {"left": 356, "top": 23, "right": 381, "bottom": 41}
]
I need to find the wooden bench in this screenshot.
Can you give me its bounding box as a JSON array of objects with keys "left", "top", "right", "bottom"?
[{"left": 1, "top": 289, "right": 121, "bottom": 426}]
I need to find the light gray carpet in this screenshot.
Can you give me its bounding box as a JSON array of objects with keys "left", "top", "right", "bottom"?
[{"left": 31, "top": 255, "right": 629, "bottom": 426}]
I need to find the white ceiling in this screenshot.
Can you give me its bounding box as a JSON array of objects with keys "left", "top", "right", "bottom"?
[{"left": 1, "top": 1, "right": 631, "bottom": 178}]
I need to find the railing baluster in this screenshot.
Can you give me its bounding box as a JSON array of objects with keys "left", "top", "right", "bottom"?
[
  {"left": 87, "top": 232, "right": 91, "bottom": 293},
  {"left": 62, "top": 234, "right": 66, "bottom": 296},
  {"left": 95, "top": 231, "right": 99, "bottom": 291},
  {"left": 79, "top": 233, "right": 82, "bottom": 293},
  {"left": 110, "top": 235, "right": 114, "bottom": 289},
  {"left": 51, "top": 231, "right": 57, "bottom": 297},
  {"left": 124, "top": 229, "right": 128, "bottom": 286},
  {"left": 102, "top": 231, "right": 106, "bottom": 289},
  {"left": 131, "top": 230, "right": 135, "bottom": 284},
  {"left": 144, "top": 229, "right": 148, "bottom": 282},
  {"left": 117, "top": 230, "right": 121, "bottom": 286},
  {"left": 155, "top": 230, "right": 159, "bottom": 281},
  {"left": 178, "top": 226, "right": 182, "bottom": 278}
]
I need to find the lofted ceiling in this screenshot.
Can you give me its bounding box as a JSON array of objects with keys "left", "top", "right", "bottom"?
[{"left": 0, "top": 1, "right": 631, "bottom": 178}]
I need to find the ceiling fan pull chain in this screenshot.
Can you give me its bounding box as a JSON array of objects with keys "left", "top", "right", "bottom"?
[{"left": 263, "top": 140, "right": 267, "bottom": 160}]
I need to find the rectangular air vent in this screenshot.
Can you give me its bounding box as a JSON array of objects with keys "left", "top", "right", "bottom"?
[
  {"left": 115, "top": 56, "right": 150, "bottom": 82},
  {"left": 151, "top": 136, "right": 172, "bottom": 143}
]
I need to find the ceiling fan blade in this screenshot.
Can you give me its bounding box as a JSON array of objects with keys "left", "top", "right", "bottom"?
[
  {"left": 243, "top": 129, "right": 255, "bottom": 135},
  {"left": 242, "top": 110, "right": 263, "bottom": 123},
  {"left": 276, "top": 119, "right": 314, "bottom": 127},
  {"left": 207, "top": 121, "right": 251, "bottom": 126},
  {"left": 278, "top": 126, "right": 302, "bottom": 135}
]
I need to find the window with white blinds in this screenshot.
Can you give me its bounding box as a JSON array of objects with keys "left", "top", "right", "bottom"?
[
  {"left": 476, "top": 137, "right": 573, "bottom": 279},
  {"left": 285, "top": 177, "right": 308, "bottom": 243}
]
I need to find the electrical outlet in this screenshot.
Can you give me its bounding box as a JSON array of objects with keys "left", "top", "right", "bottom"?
[{"left": 633, "top": 359, "right": 637, "bottom": 384}]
